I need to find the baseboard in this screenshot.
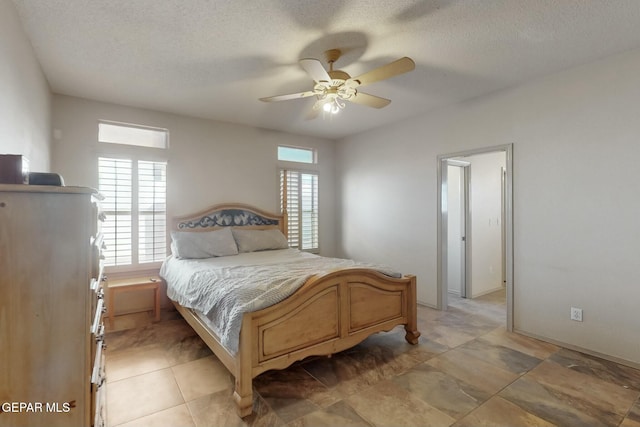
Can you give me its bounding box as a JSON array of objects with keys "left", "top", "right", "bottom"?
[
  {"left": 471, "top": 286, "right": 504, "bottom": 298},
  {"left": 514, "top": 329, "right": 640, "bottom": 370}
]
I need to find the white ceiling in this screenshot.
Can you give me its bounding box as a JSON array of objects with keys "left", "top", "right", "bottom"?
[{"left": 11, "top": 0, "right": 640, "bottom": 140}]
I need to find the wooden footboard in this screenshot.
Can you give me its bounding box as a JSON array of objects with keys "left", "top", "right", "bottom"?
[{"left": 233, "top": 269, "right": 419, "bottom": 417}]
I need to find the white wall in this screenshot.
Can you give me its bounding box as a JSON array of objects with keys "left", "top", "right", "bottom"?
[
  {"left": 337, "top": 48, "right": 640, "bottom": 366},
  {"left": 0, "top": 0, "right": 51, "bottom": 171},
  {"left": 468, "top": 151, "right": 505, "bottom": 297},
  {"left": 52, "top": 95, "right": 338, "bottom": 257}
]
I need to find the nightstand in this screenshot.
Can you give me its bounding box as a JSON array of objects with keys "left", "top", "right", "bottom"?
[{"left": 107, "top": 276, "right": 162, "bottom": 327}]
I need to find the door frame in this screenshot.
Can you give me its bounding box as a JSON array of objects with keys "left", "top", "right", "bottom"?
[{"left": 437, "top": 144, "right": 514, "bottom": 331}]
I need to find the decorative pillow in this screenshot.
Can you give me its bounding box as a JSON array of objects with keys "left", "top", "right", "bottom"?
[
  {"left": 170, "top": 227, "right": 238, "bottom": 259},
  {"left": 231, "top": 228, "right": 289, "bottom": 253}
]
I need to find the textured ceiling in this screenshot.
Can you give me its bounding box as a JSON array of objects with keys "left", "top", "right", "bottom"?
[{"left": 11, "top": 0, "right": 640, "bottom": 140}]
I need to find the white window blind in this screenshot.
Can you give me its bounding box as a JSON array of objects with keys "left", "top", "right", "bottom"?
[
  {"left": 138, "top": 161, "right": 167, "bottom": 264},
  {"left": 99, "top": 158, "right": 132, "bottom": 266},
  {"left": 98, "top": 157, "right": 167, "bottom": 268},
  {"left": 280, "top": 170, "right": 319, "bottom": 251}
]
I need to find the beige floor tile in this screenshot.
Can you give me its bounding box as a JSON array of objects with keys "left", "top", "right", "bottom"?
[
  {"left": 427, "top": 349, "right": 519, "bottom": 395},
  {"left": 116, "top": 404, "right": 195, "bottom": 427},
  {"left": 172, "top": 355, "right": 232, "bottom": 402},
  {"left": 455, "top": 338, "right": 542, "bottom": 375},
  {"left": 187, "top": 390, "right": 283, "bottom": 427},
  {"left": 499, "top": 375, "right": 627, "bottom": 426},
  {"left": 621, "top": 417, "right": 640, "bottom": 427},
  {"left": 288, "top": 401, "right": 373, "bottom": 427},
  {"left": 454, "top": 396, "right": 556, "bottom": 427},
  {"left": 346, "top": 380, "right": 455, "bottom": 427},
  {"left": 526, "top": 360, "right": 639, "bottom": 417},
  {"left": 107, "top": 368, "right": 184, "bottom": 426},
  {"left": 106, "top": 312, "right": 154, "bottom": 333},
  {"left": 416, "top": 305, "right": 446, "bottom": 322},
  {"left": 106, "top": 344, "right": 171, "bottom": 382},
  {"left": 627, "top": 399, "right": 640, "bottom": 423},
  {"left": 481, "top": 327, "right": 560, "bottom": 360},
  {"left": 418, "top": 322, "right": 478, "bottom": 349},
  {"left": 393, "top": 362, "right": 490, "bottom": 419},
  {"left": 254, "top": 365, "right": 339, "bottom": 409},
  {"left": 550, "top": 348, "right": 640, "bottom": 392}
]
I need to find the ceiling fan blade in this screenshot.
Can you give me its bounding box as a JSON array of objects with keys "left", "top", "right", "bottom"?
[
  {"left": 348, "top": 92, "right": 391, "bottom": 108},
  {"left": 259, "top": 91, "right": 316, "bottom": 102},
  {"left": 299, "top": 58, "right": 331, "bottom": 84},
  {"left": 348, "top": 57, "right": 415, "bottom": 87}
]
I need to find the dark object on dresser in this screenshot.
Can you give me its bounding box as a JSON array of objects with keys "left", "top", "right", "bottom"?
[
  {"left": 0, "top": 154, "right": 29, "bottom": 184},
  {"left": 28, "top": 172, "right": 65, "bottom": 186}
]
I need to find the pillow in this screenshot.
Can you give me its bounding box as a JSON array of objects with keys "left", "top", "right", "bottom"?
[
  {"left": 171, "top": 227, "right": 238, "bottom": 259},
  {"left": 231, "top": 228, "right": 289, "bottom": 253}
]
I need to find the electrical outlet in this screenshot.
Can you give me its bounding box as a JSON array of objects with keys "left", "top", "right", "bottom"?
[{"left": 570, "top": 307, "right": 583, "bottom": 322}]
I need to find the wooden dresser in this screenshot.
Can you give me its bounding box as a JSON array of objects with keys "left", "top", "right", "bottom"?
[{"left": 0, "top": 184, "right": 106, "bottom": 427}]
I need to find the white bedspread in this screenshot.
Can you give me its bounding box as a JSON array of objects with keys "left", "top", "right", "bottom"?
[{"left": 160, "top": 249, "right": 399, "bottom": 354}]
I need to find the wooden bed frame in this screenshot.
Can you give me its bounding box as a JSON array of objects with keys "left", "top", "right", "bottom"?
[{"left": 168, "top": 203, "right": 420, "bottom": 417}]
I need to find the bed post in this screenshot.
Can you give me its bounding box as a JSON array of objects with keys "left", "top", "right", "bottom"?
[
  {"left": 404, "top": 275, "right": 420, "bottom": 344},
  {"left": 233, "top": 315, "right": 253, "bottom": 417}
]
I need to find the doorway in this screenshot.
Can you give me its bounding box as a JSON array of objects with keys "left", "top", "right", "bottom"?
[{"left": 437, "top": 144, "right": 514, "bottom": 331}]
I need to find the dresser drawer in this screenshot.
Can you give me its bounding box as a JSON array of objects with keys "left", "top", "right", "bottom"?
[
  {"left": 91, "top": 335, "right": 106, "bottom": 386},
  {"left": 91, "top": 336, "right": 107, "bottom": 427},
  {"left": 93, "top": 382, "right": 107, "bottom": 427}
]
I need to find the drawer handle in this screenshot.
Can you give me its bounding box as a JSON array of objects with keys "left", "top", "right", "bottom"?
[
  {"left": 93, "top": 233, "right": 105, "bottom": 250},
  {"left": 91, "top": 299, "right": 104, "bottom": 335},
  {"left": 97, "top": 262, "right": 105, "bottom": 283},
  {"left": 95, "top": 324, "right": 105, "bottom": 343}
]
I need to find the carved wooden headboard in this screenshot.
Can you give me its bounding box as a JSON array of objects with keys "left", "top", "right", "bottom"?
[{"left": 171, "top": 203, "right": 287, "bottom": 237}]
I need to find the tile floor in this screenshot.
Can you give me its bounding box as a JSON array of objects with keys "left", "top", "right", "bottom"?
[{"left": 105, "top": 291, "right": 640, "bottom": 427}]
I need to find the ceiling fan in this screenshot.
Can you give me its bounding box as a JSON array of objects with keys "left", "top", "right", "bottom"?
[{"left": 259, "top": 49, "right": 415, "bottom": 116}]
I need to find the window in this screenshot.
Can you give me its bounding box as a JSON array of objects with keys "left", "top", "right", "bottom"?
[
  {"left": 280, "top": 170, "right": 319, "bottom": 252},
  {"left": 98, "top": 121, "right": 168, "bottom": 149},
  {"left": 277, "top": 146, "right": 316, "bottom": 164},
  {"left": 98, "top": 157, "right": 167, "bottom": 268}
]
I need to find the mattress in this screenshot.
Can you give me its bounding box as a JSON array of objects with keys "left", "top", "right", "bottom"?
[{"left": 160, "top": 248, "right": 399, "bottom": 354}]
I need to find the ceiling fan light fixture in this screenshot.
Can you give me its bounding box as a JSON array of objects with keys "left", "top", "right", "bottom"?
[{"left": 321, "top": 95, "right": 345, "bottom": 114}]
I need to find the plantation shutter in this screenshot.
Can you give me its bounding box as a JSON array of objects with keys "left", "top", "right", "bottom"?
[
  {"left": 280, "top": 169, "right": 318, "bottom": 251},
  {"left": 138, "top": 161, "right": 167, "bottom": 263},
  {"left": 98, "top": 157, "right": 167, "bottom": 267},
  {"left": 98, "top": 157, "right": 133, "bottom": 266}
]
